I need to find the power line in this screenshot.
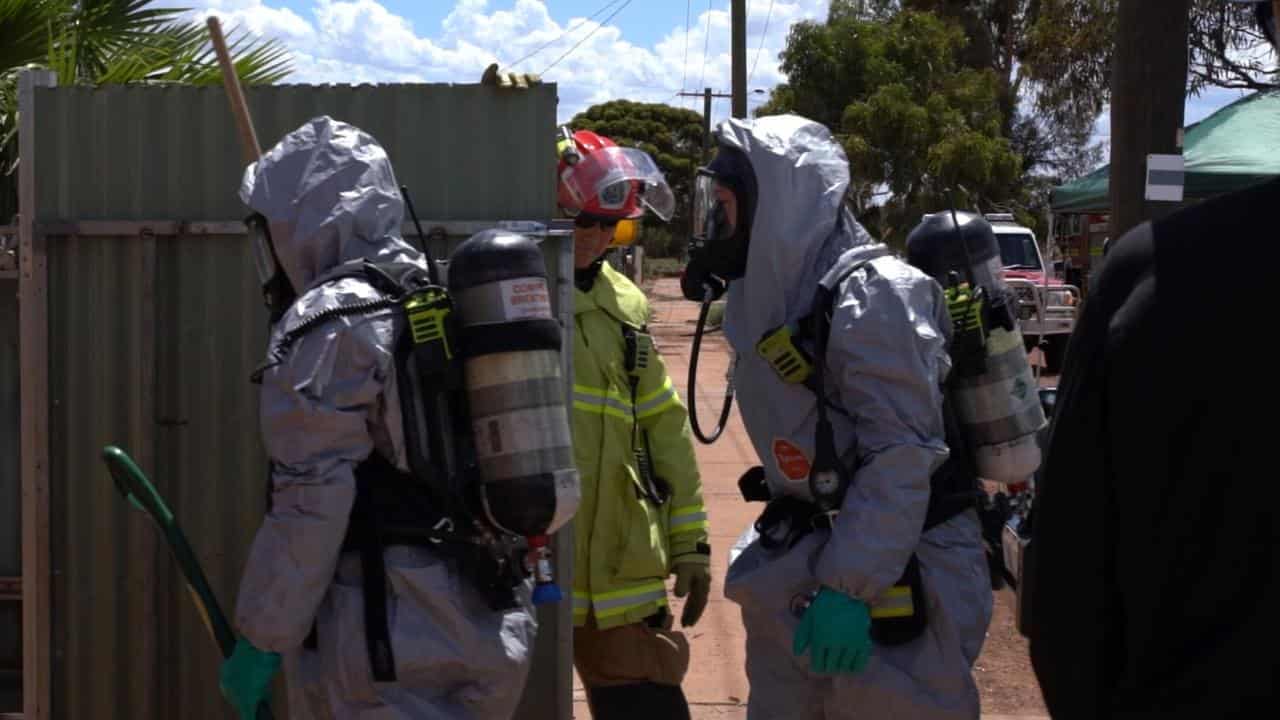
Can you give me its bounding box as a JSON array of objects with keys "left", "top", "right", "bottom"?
[
  {"left": 506, "top": 0, "right": 627, "bottom": 71},
  {"left": 507, "top": 0, "right": 626, "bottom": 70},
  {"left": 748, "top": 0, "right": 774, "bottom": 86},
  {"left": 679, "top": 0, "right": 692, "bottom": 101},
  {"left": 539, "top": 0, "right": 635, "bottom": 76},
  {"left": 695, "top": 0, "right": 714, "bottom": 109}
]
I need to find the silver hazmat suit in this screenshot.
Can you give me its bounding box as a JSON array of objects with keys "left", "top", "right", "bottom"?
[
  {"left": 232, "top": 116, "right": 536, "bottom": 719},
  {"left": 717, "top": 114, "right": 993, "bottom": 719}
]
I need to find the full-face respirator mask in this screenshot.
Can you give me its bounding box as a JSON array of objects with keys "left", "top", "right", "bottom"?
[
  {"left": 246, "top": 212, "right": 297, "bottom": 324},
  {"left": 680, "top": 144, "right": 758, "bottom": 444},
  {"left": 681, "top": 146, "right": 757, "bottom": 303}
]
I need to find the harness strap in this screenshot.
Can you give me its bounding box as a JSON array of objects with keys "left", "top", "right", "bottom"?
[
  {"left": 327, "top": 452, "right": 521, "bottom": 679},
  {"left": 807, "top": 261, "right": 873, "bottom": 511},
  {"left": 352, "top": 475, "right": 396, "bottom": 681},
  {"left": 794, "top": 257, "right": 978, "bottom": 528}
]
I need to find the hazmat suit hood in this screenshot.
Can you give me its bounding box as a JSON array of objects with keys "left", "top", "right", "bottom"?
[
  {"left": 239, "top": 115, "right": 423, "bottom": 298},
  {"left": 712, "top": 114, "right": 873, "bottom": 349}
]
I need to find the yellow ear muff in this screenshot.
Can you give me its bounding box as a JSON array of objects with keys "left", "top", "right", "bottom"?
[{"left": 611, "top": 218, "right": 638, "bottom": 247}]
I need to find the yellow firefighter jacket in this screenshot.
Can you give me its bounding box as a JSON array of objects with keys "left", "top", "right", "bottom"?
[{"left": 571, "top": 263, "right": 709, "bottom": 629}]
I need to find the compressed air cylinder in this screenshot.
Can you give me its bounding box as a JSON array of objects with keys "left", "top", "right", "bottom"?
[
  {"left": 906, "top": 211, "right": 1047, "bottom": 484},
  {"left": 447, "top": 229, "right": 581, "bottom": 537}
]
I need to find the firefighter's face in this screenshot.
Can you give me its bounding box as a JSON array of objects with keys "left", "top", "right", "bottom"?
[
  {"left": 714, "top": 183, "right": 738, "bottom": 235},
  {"left": 573, "top": 214, "right": 618, "bottom": 268}
]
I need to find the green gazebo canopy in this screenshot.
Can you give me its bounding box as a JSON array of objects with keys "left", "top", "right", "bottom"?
[{"left": 1051, "top": 90, "right": 1280, "bottom": 213}]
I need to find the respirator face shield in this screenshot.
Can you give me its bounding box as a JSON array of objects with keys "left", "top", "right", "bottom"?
[
  {"left": 246, "top": 212, "right": 297, "bottom": 322},
  {"left": 682, "top": 169, "right": 747, "bottom": 301},
  {"left": 691, "top": 170, "right": 729, "bottom": 248},
  {"left": 247, "top": 212, "right": 279, "bottom": 286}
]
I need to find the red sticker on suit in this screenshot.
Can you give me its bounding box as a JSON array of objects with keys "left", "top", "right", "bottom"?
[{"left": 772, "top": 438, "right": 812, "bottom": 480}]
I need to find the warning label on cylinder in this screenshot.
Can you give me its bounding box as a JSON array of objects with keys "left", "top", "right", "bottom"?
[
  {"left": 772, "top": 438, "right": 812, "bottom": 481},
  {"left": 499, "top": 277, "right": 552, "bottom": 320}
]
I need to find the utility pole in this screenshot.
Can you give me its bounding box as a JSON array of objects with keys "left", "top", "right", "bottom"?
[
  {"left": 678, "top": 88, "right": 733, "bottom": 159},
  {"left": 1108, "top": 0, "right": 1191, "bottom": 238},
  {"left": 703, "top": 89, "right": 713, "bottom": 155},
  {"left": 678, "top": 88, "right": 734, "bottom": 229},
  {"left": 732, "top": 0, "right": 747, "bottom": 118}
]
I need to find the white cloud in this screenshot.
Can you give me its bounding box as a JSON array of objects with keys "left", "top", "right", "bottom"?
[
  {"left": 159, "top": 0, "right": 314, "bottom": 41},
  {"left": 161, "top": 0, "right": 830, "bottom": 122},
  {"left": 161, "top": 0, "right": 1268, "bottom": 165}
]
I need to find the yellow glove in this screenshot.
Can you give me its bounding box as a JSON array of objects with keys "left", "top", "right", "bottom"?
[{"left": 673, "top": 562, "right": 711, "bottom": 627}]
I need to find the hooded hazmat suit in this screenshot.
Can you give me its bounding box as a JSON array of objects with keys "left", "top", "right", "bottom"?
[
  {"left": 714, "top": 115, "right": 992, "bottom": 719},
  {"left": 232, "top": 116, "right": 536, "bottom": 719}
]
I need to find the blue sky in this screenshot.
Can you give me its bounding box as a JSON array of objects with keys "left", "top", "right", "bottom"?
[
  {"left": 159, "top": 1, "right": 1270, "bottom": 173},
  {"left": 205, "top": 1, "right": 733, "bottom": 67},
  {"left": 159, "top": 0, "right": 819, "bottom": 120}
]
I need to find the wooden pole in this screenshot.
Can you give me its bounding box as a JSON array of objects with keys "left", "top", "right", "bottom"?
[
  {"left": 1273, "top": 1, "right": 1280, "bottom": 46},
  {"left": 1107, "top": 0, "right": 1190, "bottom": 238},
  {"left": 19, "top": 66, "right": 57, "bottom": 720},
  {"left": 206, "top": 17, "right": 263, "bottom": 163},
  {"left": 731, "top": 0, "right": 746, "bottom": 118}
]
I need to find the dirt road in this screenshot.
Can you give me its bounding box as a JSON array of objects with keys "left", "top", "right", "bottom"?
[{"left": 572, "top": 277, "right": 1051, "bottom": 719}]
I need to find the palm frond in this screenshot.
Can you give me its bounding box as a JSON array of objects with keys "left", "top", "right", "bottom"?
[
  {"left": 45, "top": 9, "right": 78, "bottom": 84},
  {"left": 69, "top": 1, "right": 190, "bottom": 80},
  {"left": 0, "top": 70, "right": 19, "bottom": 175},
  {"left": 2, "top": 0, "right": 294, "bottom": 193},
  {"left": 0, "top": 0, "right": 62, "bottom": 70},
  {"left": 94, "top": 19, "right": 293, "bottom": 86}
]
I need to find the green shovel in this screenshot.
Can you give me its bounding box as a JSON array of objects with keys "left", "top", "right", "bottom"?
[{"left": 101, "top": 445, "right": 274, "bottom": 720}]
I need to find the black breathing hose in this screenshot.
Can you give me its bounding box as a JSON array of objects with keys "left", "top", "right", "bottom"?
[{"left": 688, "top": 286, "right": 736, "bottom": 444}]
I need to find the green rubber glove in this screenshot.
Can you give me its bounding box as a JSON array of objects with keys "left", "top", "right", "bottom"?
[
  {"left": 219, "top": 637, "right": 281, "bottom": 720},
  {"left": 673, "top": 561, "right": 712, "bottom": 627},
  {"left": 792, "top": 586, "right": 872, "bottom": 674}
]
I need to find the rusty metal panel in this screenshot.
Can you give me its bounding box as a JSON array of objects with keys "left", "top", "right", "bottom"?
[
  {"left": 33, "top": 83, "right": 557, "bottom": 223},
  {"left": 1, "top": 278, "right": 19, "bottom": 715},
  {"left": 1, "top": 279, "right": 18, "bottom": 578},
  {"left": 46, "top": 234, "right": 159, "bottom": 720},
  {"left": 151, "top": 232, "right": 273, "bottom": 720},
  {"left": 0, "top": 604, "right": 17, "bottom": 712}
]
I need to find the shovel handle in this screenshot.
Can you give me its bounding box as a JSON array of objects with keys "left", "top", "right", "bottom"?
[
  {"left": 206, "top": 16, "right": 263, "bottom": 165},
  {"left": 100, "top": 446, "right": 276, "bottom": 720}
]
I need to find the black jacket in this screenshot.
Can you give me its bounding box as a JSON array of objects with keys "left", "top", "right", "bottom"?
[{"left": 1026, "top": 177, "right": 1280, "bottom": 719}]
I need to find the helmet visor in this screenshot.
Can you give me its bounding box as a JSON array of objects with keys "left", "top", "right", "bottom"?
[{"left": 559, "top": 146, "right": 675, "bottom": 221}]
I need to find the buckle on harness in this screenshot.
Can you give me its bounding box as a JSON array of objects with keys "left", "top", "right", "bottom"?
[
  {"left": 812, "top": 509, "right": 838, "bottom": 531},
  {"left": 754, "top": 496, "right": 833, "bottom": 550},
  {"left": 430, "top": 517, "right": 455, "bottom": 543},
  {"left": 757, "top": 509, "right": 795, "bottom": 549}
]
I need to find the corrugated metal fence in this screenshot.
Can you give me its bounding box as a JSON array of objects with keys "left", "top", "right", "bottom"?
[
  {"left": 1, "top": 273, "right": 19, "bottom": 712},
  {"left": 7, "top": 72, "right": 574, "bottom": 720}
]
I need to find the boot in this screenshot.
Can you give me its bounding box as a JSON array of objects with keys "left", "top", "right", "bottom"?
[{"left": 585, "top": 682, "right": 692, "bottom": 720}]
